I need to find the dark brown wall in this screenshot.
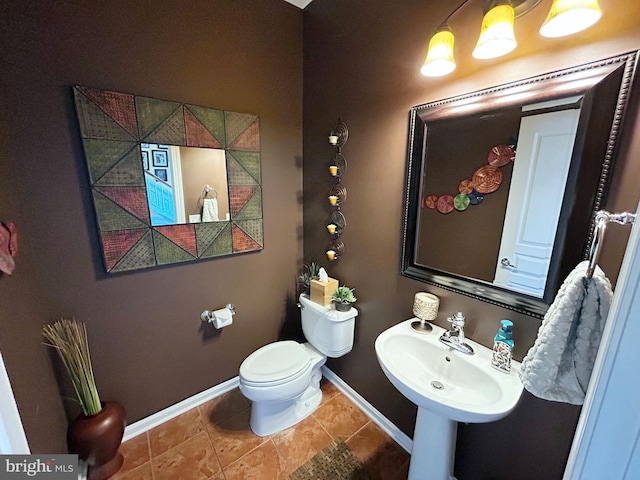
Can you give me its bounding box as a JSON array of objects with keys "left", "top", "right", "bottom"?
[
  {"left": 0, "top": 0, "right": 302, "bottom": 451},
  {"left": 303, "top": 0, "right": 640, "bottom": 479}
]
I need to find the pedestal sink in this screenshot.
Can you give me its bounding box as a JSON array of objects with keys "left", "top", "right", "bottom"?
[{"left": 375, "top": 319, "right": 523, "bottom": 480}]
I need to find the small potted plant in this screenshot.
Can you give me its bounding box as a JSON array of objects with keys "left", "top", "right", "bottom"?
[
  {"left": 43, "top": 318, "right": 125, "bottom": 480},
  {"left": 299, "top": 261, "right": 322, "bottom": 294},
  {"left": 331, "top": 286, "right": 357, "bottom": 311}
]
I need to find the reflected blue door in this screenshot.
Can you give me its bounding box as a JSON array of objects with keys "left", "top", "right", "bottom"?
[{"left": 145, "top": 172, "right": 176, "bottom": 225}]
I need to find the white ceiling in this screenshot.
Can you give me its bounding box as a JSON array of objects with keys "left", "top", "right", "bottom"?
[{"left": 284, "top": 0, "right": 314, "bottom": 8}]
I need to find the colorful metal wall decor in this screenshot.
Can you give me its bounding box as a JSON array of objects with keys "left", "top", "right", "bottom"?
[
  {"left": 73, "top": 86, "right": 263, "bottom": 273},
  {"left": 422, "top": 143, "right": 515, "bottom": 214}
]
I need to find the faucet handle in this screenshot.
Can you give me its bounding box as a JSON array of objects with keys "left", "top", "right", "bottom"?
[{"left": 448, "top": 311, "right": 466, "bottom": 327}]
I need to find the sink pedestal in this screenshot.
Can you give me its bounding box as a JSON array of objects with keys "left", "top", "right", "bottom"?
[{"left": 409, "top": 407, "right": 457, "bottom": 480}]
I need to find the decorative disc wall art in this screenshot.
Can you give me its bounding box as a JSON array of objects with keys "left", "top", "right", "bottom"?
[
  {"left": 422, "top": 143, "right": 514, "bottom": 214},
  {"left": 472, "top": 165, "right": 503, "bottom": 194},
  {"left": 73, "top": 85, "right": 263, "bottom": 273}
]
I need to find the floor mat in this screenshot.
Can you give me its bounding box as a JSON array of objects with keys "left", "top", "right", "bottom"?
[{"left": 289, "top": 438, "right": 370, "bottom": 480}]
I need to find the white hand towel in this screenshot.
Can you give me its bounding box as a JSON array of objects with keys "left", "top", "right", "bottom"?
[
  {"left": 518, "top": 260, "right": 613, "bottom": 405},
  {"left": 202, "top": 198, "right": 219, "bottom": 222}
]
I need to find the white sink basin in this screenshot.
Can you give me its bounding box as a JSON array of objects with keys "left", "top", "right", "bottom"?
[
  {"left": 375, "top": 319, "right": 523, "bottom": 423},
  {"left": 376, "top": 318, "right": 524, "bottom": 480}
]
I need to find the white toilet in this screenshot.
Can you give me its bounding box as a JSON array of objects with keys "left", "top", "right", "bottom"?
[{"left": 239, "top": 293, "right": 358, "bottom": 436}]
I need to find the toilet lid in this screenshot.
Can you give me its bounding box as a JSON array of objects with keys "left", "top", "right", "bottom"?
[{"left": 240, "top": 341, "right": 310, "bottom": 385}]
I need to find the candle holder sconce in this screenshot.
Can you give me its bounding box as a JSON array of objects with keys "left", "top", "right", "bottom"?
[
  {"left": 329, "top": 153, "right": 348, "bottom": 178},
  {"left": 326, "top": 239, "right": 345, "bottom": 262},
  {"left": 328, "top": 183, "right": 347, "bottom": 207},
  {"left": 329, "top": 120, "right": 349, "bottom": 149},
  {"left": 326, "top": 118, "right": 349, "bottom": 261},
  {"left": 327, "top": 211, "right": 346, "bottom": 237}
]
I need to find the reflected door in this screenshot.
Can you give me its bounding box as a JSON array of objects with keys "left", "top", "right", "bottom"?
[
  {"left": 145, "top": 172, "right": 176, "bottom": 225},
  {"left": 494, "top": 107, "right": 580, "bottom": 296}
]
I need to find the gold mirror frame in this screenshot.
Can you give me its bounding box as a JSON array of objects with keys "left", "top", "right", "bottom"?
[{"left": 73, "top": 86, "right": 263, "bottom": 273}]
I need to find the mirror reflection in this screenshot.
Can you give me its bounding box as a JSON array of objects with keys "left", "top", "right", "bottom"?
[
  {"left": 416, "top": 96, "right": 582, "bottom": 298},
  {"left": 140, "top": 143, "right": 230, "bottom": 226}
]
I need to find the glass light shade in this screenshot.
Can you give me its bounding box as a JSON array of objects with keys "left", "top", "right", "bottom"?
[
  {"left": 421, "top": 28, "right": 456, "bottom": 77},
  {"left": 539, "top": 0, "right": 602, "bottom": 38},
  {"left": 472, "top": 4, "right": 517, "bottom": 60}
]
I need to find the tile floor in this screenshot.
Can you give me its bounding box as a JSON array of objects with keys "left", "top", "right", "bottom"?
[{"left": 112, "top": 378, "right": 409, "bottom": 480}]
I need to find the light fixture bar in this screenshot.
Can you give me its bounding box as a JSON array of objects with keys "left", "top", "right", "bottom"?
[{"left": 420, "top": 0, "right": 602, "bottom": 78}]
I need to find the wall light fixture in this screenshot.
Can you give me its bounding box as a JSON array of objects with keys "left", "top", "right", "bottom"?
[{"left": 421, "top": 0, "right": 602, "bottom": 77}]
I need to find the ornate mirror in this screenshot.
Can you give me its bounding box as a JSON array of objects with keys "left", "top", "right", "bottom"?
[
  {"left": 73, "top": 86, "right": 263, "bottom": 273},
  {"left": 401, "top": 52, "right": 638, "bottom": 318}
]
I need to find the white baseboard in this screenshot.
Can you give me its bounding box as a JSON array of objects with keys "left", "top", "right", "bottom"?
[
  {"left": 321, "top": 366, "right": 413, "bottom": 454},
  {"left": 122, "top": 368, "right": 413, "bottom": 455},
  {"left": 122, "top": 376, "right": 239, "bottom": 442}
]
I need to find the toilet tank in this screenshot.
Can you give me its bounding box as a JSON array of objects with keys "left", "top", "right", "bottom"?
[{"left": 299, "top": 294, "right": 358, "bottom": 358}]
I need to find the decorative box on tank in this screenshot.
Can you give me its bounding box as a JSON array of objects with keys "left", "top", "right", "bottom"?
[{"left": 310, "top": 278, "right": 338, "bottom": 306}]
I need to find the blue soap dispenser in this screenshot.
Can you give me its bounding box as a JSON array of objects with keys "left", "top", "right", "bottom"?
[{"left": 491, "top": 319, "right": 514, "bottom": 373}]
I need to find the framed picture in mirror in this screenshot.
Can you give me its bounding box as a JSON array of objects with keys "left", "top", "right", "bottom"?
[{"left": 152, "top": 150, "right": 168, "bottom": 167}]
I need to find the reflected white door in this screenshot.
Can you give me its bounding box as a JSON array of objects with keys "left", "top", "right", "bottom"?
[{"left": 494, "top": 108, "right": 580, "bottom": 296}]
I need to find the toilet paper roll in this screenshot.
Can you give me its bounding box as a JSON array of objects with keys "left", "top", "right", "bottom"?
[{"left": 212, "top": 307, "right": 233, "bottom": 329}]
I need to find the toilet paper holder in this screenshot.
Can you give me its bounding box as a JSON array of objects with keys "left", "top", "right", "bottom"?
[{"left": 201, "top": 304, "right": 235, "bottom": 325}]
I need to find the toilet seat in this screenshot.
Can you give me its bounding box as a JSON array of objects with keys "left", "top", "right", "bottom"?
[{"left": 240, "top": 341, "right": 311, "bottom": 387}]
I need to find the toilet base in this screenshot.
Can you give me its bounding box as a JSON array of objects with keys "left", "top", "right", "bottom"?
[{"left": 249, "top": 370, "right": 323, "bottom": 437}]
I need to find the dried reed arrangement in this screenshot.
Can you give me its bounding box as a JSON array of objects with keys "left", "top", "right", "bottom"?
[{"left": 43, "top": 318, "right": 102, "bottom": 416}]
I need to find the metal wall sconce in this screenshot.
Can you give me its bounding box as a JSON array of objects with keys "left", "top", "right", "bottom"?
[{"left": 326, "top": 118, "right": 349, "bottom": 261}]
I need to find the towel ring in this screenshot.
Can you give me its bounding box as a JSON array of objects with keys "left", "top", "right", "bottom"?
[
  {"left": 586, "top": 210, "right": 636, "bottom": 278},
  {"left": 202, "top": 185, "right": 218, "bottom": 199}
]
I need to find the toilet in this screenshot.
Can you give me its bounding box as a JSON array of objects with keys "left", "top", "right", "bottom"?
[{"left": 239, "top": 293, "right": 358, "bottom": 436}]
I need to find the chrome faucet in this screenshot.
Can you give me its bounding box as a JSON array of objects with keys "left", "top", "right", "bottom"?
[{"left": 439, "top": 312, "right": 474, "bottom": 355}]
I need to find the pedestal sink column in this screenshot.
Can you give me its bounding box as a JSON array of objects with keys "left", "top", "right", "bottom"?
[{"left": 408, "top": 407, "right": 457, "bottom": 480}]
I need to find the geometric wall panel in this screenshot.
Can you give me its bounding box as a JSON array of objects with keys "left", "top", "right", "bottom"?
[
  {"left": 233, "top": 188, "right": 263, "bottom": 220},
  {"left": 195, "top": 222, "right": 230, "bottom": 257},
  {"left": 199, "top": 223, "right": 233, "bottom": 259},
  {"left": 153, "top": 230, "right": 196, "bottom": 265},
  {"left": 74, "top": 85, "right": 263, "bottom": 273},
  {"left": 228, "top": 150, "right": 261, "bottom": 184},
  {"left": 94, "top": 186, "right": 150, "bottom": 224},
  {"left": 225, "top": 112, "right": 257, "bottom": 148},
  {"left": 232, "top": 224, "right": 262, "bottom": 253},
  {"left": 92, "top": 191, "right": 148, "bottom": 232},
  {"left": 227, "top": 153, "right": 259, "bottom": 186},
  {"left": 229, "top": 118, "right": 260, "bottom": 151},
  {"left": 83, "top": 139, "right": 138, "bottom": 183},
  {"left": 233, "top": 219, "right": 264, "bottom": 248},
  {"left": 77, "top": 85, "right": 139, "bottom": 138},
  {"left": 110, "top": 231, "right": 156, "bottom": 273},
  {"left": 185, "top": 105, "right": 225, "bottom": 148},
  {"left": 100, "top": 229, "right": 148, "bottom": 271},
  {"left": 95, "top": 147, "right": 145, "bottom": 187},
  {"left": 154, "top": 224, "right": 198, "bottom": 257}
]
